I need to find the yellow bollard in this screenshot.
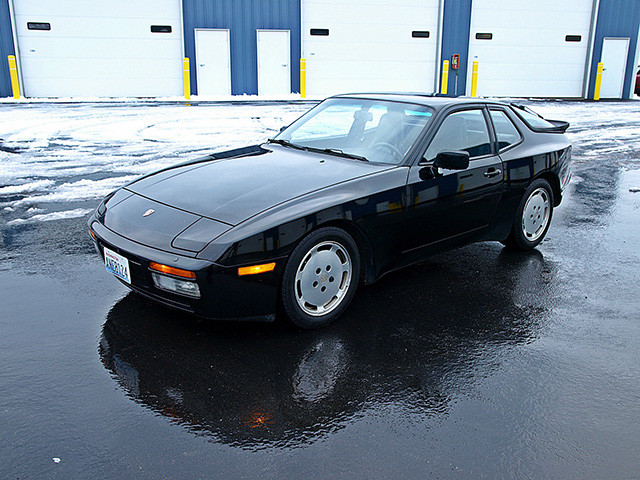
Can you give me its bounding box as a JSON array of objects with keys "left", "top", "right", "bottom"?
[
  {"left": 470, "top": 61, "right": 479, "bottom": 97},
  {"left": 441, "top": 60, "right": 449, "bottom": 95},
  {"left": 300, "top": 58, "right": 307, "bottom": 99},
  {"left": 8, "top": 55, "right": 20, "bottom": 99},
  {"left": 183, "top": 57, "right": 191, "bottom": 100},
  {"left": 593, "top": 62, "right": 604, "bottom": 100}
]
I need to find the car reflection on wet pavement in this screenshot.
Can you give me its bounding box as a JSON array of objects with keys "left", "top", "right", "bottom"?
[
  {"left": 99, "top": 247, "right": 553, "bottom": 450},
  {"left": 1, "top": 101, "right": 639, "bottom": 479}
]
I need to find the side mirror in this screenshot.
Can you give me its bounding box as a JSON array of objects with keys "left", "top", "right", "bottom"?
[
  {"left": 279, "top": 125, "right": 287, "bottom": 133},
  {"left": 433, "top": 151, "right": 469, "bottom": 170}
]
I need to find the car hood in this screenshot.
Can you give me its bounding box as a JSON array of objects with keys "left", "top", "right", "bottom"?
[{"left": 125, "top": 144, "right": 394, "bottom": 225}]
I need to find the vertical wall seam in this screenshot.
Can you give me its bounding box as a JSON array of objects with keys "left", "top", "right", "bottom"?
[
  {"left": 6, "top": 0, "right": 21, "bottom": 96},
  {"left": 434, "top": 0, "right": 445, "bottom": 93},
  {"left": 631, "top": 20, "right": 640, "bottom": 98},
  {"left": 583, "top": 0, "right": 601, "bottom": 98}
]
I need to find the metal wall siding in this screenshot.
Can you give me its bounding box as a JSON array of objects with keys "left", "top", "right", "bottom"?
[
  {"left": 440, "top": 0, "right": 472, "bottom": 96},
  {"left": 0, "top": 0, "right": 16, "bottom": 97},
  {"left": 182, "top": 0, "right": 300, "bottom": 95},
  {"left": 589, "top": 0, "right": 640, "bottom": 98}
]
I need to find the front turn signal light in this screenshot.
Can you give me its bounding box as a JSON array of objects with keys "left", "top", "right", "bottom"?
[
  {"left": 149, "top": 262, "right": 196, "bottom": 279},
  {"left": 238, "top": 262, "right": 276, "bottom": 276}
]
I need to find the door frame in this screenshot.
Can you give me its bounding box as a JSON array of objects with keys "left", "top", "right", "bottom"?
[
  {"left": 600, "top": 37, "right": 630, "bottom": 99},
  {"left": 256, "top": 29, "right": 291, "bottom": 96},
  {"left": 194, "top": 28, "right": 231, "bottom": 96},
  {"left": 404, "top": 105, "right": 504, "bottom": 255}
]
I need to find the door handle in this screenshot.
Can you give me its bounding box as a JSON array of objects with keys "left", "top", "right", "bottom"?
[{"left": 484, "top": 168, "right": 502, "bottom": 178}]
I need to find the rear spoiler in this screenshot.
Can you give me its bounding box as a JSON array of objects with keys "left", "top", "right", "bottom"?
[
  {"left": 510, "top": 103, "right": 570, "bottom": 133},
  {"left": 544, "top": 119, "right": 571, "bottom": 133}
]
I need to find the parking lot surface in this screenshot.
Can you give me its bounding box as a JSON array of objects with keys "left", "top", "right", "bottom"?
[{"left": 1, "top": 100, "right": 639, "bottom": 479}]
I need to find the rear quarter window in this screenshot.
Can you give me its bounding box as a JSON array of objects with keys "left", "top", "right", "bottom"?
[
  {"left": 490, "top": 110, "right": 522, "bottom": 150},
  {"left": 512, "top": 106, "right": 556, "bottom": 129}
]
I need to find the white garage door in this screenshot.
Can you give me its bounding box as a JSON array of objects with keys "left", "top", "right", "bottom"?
[
  {"left": 467, "top": 0, "right": 594, "bottom": 97},
  {"left": 14, "top": 0, "right": 183, "bottom": 97},
  {"left": 302, "top": 0, "right": 440, "bottom": 97}
]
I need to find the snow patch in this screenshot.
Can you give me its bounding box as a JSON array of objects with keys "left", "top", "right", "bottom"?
[
  {"left": 7, "top": 208, "right": 92, "bottom": 225},
  {"left": 12, "top": 177, "right": 136, "bottom": 206},
  {"left": 0, "top": 93, "right": 320, "bottom": 104},
  {"left": 25, "top": 207, "right": 45, "bottom": 215},
  {"left": 0, "top": 180, "right": 55, "bottom": 195}
]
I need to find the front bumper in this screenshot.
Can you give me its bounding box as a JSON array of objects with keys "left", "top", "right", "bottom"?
[{"left": 89, "top": 216, "right": 282, "bottom": 322}]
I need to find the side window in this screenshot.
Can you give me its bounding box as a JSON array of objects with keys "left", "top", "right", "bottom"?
[
  {"left": 490, "top": 110, "right": 522, "bottom": 150},
  {"left": 424, "top": 109, "right": 492, "bottom": 161}
]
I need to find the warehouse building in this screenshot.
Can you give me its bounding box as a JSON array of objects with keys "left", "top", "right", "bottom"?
[{"left": 1, "top": 0, "right": 639, "bottom": 99}]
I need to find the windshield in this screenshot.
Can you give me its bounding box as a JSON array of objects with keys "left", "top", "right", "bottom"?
[{"left": 275, "top": 98, "right": 434, "bottom": 164}]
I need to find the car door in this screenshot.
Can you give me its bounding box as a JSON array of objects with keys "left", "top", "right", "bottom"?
[{"left": 402, "top": 107, "right": 504, "bottom": 256}]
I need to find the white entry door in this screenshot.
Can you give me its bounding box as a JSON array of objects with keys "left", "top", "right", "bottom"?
[
  {"left": 195, "top": 29, "right": 231, "bottom": 96},
  {"left": 257, "top": 30, "right": 291, "bottom": 95},
  {"left": 600, "top": 37, "right": 630, "bottom": 99}
]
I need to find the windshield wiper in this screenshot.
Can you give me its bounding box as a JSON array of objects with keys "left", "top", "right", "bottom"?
[
  {"left": 308, "top": 147, "right": 369, "bottom": 162},
  {"left": 268, "top": 139, "right": 368, "bottom": 162},
  {"left": 267, "top": 138, "right": 308, "bottom": 151}
]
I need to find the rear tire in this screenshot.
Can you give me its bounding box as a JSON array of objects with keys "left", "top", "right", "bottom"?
[
  {"left": 281, "top": 227, "right": 360, "bottom": 329},
  {"left": 502, "top": 178, "right": 554, "bottom": 251}
]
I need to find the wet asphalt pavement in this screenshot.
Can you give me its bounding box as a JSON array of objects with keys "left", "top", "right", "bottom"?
[{"left": 1, "top": 101, "right": 640, "bottom": 479}]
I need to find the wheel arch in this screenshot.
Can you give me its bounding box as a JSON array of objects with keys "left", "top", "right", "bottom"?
[{"left": 535, "top": 171, "right": 562, "bottom": 207}]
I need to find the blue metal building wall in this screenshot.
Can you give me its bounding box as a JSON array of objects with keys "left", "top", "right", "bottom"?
[
  {"left": 439, "top": 0, "right": 472, "bottom": 97},
  {"left": 182, "top": 0, "right": 301, "bottom": 95},
  {"left": 0, "top": 0, "right": 15, "bottom": 97},
  {"left": 588, "top": 0, "right": 640, "bottom": 98}
]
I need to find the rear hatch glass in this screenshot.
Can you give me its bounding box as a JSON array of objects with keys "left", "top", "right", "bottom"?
[{"left": 510, "top": 104, "right": 569, "bottom": 133}]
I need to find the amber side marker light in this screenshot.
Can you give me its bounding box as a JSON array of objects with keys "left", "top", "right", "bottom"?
[
  {"left": 238, "top": 262, "right": 276, "bottom": 276},
  {"left": 89, "top": 230, "right": 96, "bottom": 239},
  {"left": 149, "top": 262, "right": 196, "bottom": 279}
]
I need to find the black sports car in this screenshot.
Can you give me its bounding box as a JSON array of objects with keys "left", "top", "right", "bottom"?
[{"left": 89, "top": 94, "right": 571, "bottom": 328}]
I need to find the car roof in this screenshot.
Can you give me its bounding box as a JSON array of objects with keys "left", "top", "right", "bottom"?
[{"left": 331, "top": 92, "right": 511, "bottom": 111}]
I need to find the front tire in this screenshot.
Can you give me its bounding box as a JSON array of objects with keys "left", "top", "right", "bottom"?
[
  {"left": 502, "top": 178, "right": 554, "bottom": 250},
  {"left": 282, "top": 227, "right": 360, "bottom": 329}
]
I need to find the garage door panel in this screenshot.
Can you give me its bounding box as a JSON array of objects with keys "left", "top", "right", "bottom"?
[
  {"left": 472, "top": 9, "right": 591, "bottom": 28},
  {"left": 305, "top": 41, "right": 435, "bottom": 62},
  {"left": 15, "top": 16, "right": 181, "bottom": 40},
  {"left": 308, "top": 76, "right": 431, "bottom": 96},
  {"left": 20, "top": 57, "right": 182, "bottom": 79},
  {"left": 308, "top": 60, "right": 432, "bottom": 78},
  {"left": 477, "top": 63, "right": 586, "bottom": 81},
  {"left": 468, "top": 0, "right": 593, "bottom": 97},
  {"left": 472, "top": 32, "right": 588, "bottom": 48},
  {"left": 472, "top": 46, "right": 589, "bottom": 64},
  {"left": 476, "top": 74, "right": 588, "bottom": 98},
  {"left": 15, "top": 0, "right": 183, "bottom": 97},
  {"left": 17, "top": 37, "right": 181, "bottom": 61},
  {"left": 21, "top": 77, "right": 180, "bottom": 98},
  {"left": 314, "top": 24, "right": 437, "bottom": 41},
  {"left": 303, "top": 0, "right": 440, "bottom": 96},
  {"left": 470, "top": 0, "right": 591, "bottom": 13},
  {"left": 14, "top": 0, "right": 181, "bottom": 18},
  {"left": 304, "top": 1, "right": 437, "bottom": 25}
]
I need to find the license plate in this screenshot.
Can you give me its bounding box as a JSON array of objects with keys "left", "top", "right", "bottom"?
[{"left": 104, "top": 247, "right": 131, "bottom": 284}]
